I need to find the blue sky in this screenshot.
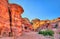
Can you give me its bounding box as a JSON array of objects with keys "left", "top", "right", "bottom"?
[{"left": 9, "top": 0, "right": 60, "bottom": 20}]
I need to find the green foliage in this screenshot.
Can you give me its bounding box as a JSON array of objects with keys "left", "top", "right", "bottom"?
[{"left": 38, "top": 30, "right": 54, "bottom": 36}]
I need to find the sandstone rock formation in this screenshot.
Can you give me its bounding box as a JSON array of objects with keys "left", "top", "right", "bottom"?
[
  {"left": 22, "top": 18, "right": 33, "bottom": 32},
  {"left": 0, "top": 0, "right": 24, "bottom": 37},
  {"left": 31, "top": 17, "right": 60, "bottom": 31},
  {"left": 9, "top": 4, "right": 24, "bottom": 36},
  {"left": 0, "top": 0, "right": 10, "bottom": 37},
  {"left": 31, "top": 18, "right": 40, "bottom": 31}
]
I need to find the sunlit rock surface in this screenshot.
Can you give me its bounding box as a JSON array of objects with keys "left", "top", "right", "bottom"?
[
  {"left": 0, "top": 0, "right": 24, "bottom": 37},
  {"left": 22, "top": 18, "right": 33, "bottom": 32},
  {"left": 0, "top": 0, "right": 10, "bottom": 37},
  {"left": 9, "top": 4, "right": 24, "bottom": 36},
  {"left": 31, "top": 17, "right": 60, "bottom": 31}
]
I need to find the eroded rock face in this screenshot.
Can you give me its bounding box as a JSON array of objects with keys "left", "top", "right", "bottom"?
[
  {"left": 22, "top": 18, "right": 33, "bottom": 32},
  {"left": 9, "top": 4, "right": 24, "bottom": 36},
  {"left": 0, "top": 0, "right": 10, "bottom": 36},
  {"left": 0, "top": 0, "right": 24, "bottom": 37}
]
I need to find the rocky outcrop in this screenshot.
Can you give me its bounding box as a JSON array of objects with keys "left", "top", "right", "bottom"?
[
  {"left": 31, "top": 18, "right": 60, "bottom": 31},
  {"left": 0, "top": 0, "right": 24, "bottom": 37},
  {"left": 22, "top": 18, "right": 33, "bottom": 32},
  {"left": 9, "top": 4, "right": 24, "bottom": 36}
]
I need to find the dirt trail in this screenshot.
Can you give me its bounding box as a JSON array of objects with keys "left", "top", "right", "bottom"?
[{"left": 0, "top": 32, "right": 46, "bottom": 39}]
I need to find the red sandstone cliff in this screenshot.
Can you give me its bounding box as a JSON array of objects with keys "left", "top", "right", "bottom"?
[{"left": 0, "top": 0, "right": 24, "bottom": 36}]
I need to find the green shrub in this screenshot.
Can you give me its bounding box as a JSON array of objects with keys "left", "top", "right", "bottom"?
[{"left": 38, "top": 29, "right": 54, "bottom": 36}]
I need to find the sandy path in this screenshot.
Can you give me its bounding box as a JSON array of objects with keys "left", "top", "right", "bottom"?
[{"left": 0, "top": 32, "right": 51, "bottom": 39}]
